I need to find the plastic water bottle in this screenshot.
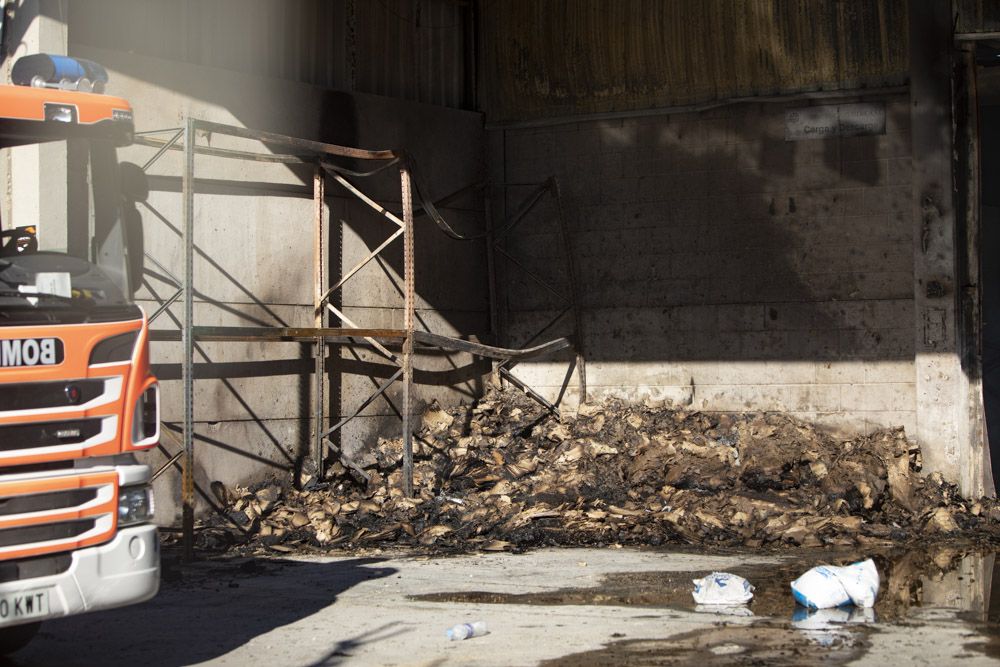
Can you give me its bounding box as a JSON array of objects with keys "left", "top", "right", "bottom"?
[{"left": 445, "top": 620, "right": 488, "bottom": 641}]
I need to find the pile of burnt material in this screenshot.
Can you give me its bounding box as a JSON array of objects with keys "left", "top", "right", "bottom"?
[{"left": 186, "top": 387, "right": 998, "bottom": 554}]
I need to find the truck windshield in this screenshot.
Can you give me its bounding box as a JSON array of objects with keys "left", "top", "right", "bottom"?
[
  {"left": 0, "top": 131, "right": 140, "bottom": 325},
  {"left": 0, "top": 251, "right": 140, "bottom": 326}
]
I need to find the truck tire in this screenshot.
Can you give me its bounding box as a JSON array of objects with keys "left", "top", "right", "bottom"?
[{"left": 0, "top": 622, "right": 40, "bottom": 654}]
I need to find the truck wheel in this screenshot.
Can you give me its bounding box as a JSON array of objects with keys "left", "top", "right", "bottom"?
[{"left": 0, "top": 622, "right": 40, "bottom": 654}]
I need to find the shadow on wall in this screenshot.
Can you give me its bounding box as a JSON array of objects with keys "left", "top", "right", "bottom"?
[
  {"left": 501, "top": 99, "right": 914, "bottom": 364},
  {"left": 6, "top": 557, "right": 398, "bottom": 667}
]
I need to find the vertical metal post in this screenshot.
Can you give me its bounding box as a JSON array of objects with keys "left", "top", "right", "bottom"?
[
  {"left": 312, "top": 165, "right": 326, "bottom": 481},
  {"left": 181, "top": 118, "right": 196, "bottom": 561},
  {"left": 401, "top": 166, "right": 415, "bottom": 497}
]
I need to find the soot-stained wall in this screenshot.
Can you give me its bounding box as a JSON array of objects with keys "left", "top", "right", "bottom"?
[{"left": 496, "top": 94, "right": 915, "bottom": 436}]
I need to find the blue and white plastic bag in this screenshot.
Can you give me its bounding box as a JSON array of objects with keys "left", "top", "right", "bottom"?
[
  {"left": 790, "top": 558, "right": 879, "bottom": 609},
  {"left": 692, "top": 572, "right": 754, "bottom": 605}
]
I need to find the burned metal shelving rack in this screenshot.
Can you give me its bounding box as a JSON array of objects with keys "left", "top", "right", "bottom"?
[{"left": 132, "top": 119, "right": 571, "bottom": 559}]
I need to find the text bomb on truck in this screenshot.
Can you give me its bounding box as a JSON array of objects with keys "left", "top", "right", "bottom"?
[{"left": 0, "top": 54, "right": 159, "bottom": 653}]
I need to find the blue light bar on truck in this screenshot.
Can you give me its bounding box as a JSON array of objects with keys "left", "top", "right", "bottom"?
[{"left": 11, "top": 54, "right": 109, "bottom": 93}]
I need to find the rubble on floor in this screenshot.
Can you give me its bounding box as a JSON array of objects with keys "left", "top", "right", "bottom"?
[{"left": 180, "top": 387, "right": 1000, "bottom": 554}]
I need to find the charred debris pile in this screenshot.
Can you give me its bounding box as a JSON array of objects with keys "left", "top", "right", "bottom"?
[{"left": 189, "top": 388, "right": 999, "bottom": 554}]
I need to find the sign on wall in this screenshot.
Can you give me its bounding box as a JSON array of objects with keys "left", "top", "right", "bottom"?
[{"left": 784, "top": 103, "right": 886, "bottom": 141}]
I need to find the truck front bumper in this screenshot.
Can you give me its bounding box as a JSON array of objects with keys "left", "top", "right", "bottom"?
[{"left": 0, "top": 524, "right": 159, "bottom": 628}]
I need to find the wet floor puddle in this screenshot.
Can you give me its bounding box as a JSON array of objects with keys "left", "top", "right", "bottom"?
[
  {"left": 536, "top": 623, "right": 870, "bottom": 666},
  {"left": 413, "top": 544, "right": 1000, "bottom": 665}
]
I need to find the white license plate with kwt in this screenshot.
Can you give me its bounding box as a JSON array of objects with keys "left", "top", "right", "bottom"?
[{"left": 0, "top": 589, "right": 50, "bottom": 622}]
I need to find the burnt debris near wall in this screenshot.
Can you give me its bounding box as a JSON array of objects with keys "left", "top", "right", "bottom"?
[{"left": 176, "top": 386, "right": 1000, "bottom": 555}]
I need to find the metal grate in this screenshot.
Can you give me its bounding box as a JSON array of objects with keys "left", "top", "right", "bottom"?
[
  {"left": 0, "top": 379, "right": 104, "bottom": 413},
  {"left": 0, "top": 419, "right": 104, "bottom": 451},
  {"left": 0, "top": 489, "right": 99, "bottom": 517},
  {"left": 0, "top": 520, "right": 96, "bottom": 549}
]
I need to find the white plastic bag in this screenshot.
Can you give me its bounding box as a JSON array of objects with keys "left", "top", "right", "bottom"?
[
  {"left": 832, "top": 558, "right": 879, "bottom": 607},
  {"left": 790, "top": 558, "right": 879, "bottom": 609},
  {"left": 692, "top": 572, "right": 754, "bottom": 605}
]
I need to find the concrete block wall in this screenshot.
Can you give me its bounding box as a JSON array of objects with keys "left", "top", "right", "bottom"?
[{"left": 496, "top": 95, "right": 916, "bottom": 436}]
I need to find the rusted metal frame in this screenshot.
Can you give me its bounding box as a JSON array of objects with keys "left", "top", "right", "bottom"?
[
  {"left": 551, "top": 177, "right": 587, "bottom": 402},
  {"left": 181, "top": 118, "right": 196, "bottom": 561},
  {"left": 140, "top": 255, "right": 184, "bottom": 326},
  {"left": 140, "top": 120, "right": 570, "bottom": 527},
  {"left": 493, "top": 246, "right": 571, "bottom": 304},
  {"left": 145, "top": 174, "right": 312, "bottom": 199},
  {"left": 401, "top": 166, "right": 416, "bottom": 498},
  {"left": 313, "top": 165, "right": 327, "bottom": 480},
  {"left": 319, "top": 227, "right": 404, "bottom": 306},
  {"left": 151, "top": 445, "right": 184, "bottom": 482},
  {"left": 134, "top": 119, "right": 410, "bottom": 554},
  {"left": 325, "top": 169, "right": 406, "bottom": 227},
  {"left": 326, "top": 304, "right": 401, "bottom": 362},
  {"left": 486, "top": 179, "right": 562, "bottom": 385},
  {"left": 322, "top": 368, "right": 404, "bottom": 439},
  {"left": 315, "top": 169, "right": 406, "bottom": 364},
  {"left": 132, "top": 134, "right": 311, "bottom": 166},
  {"left": 320, "top": 158, "right": 403, "bottom": 180},
  {"left": 192, "top": 119, "right": 398, "bottom": 162},
  {"left": 140, "top": 128, "right": 184, "bottom": 172},
  {"left": 149, "top": 287, "right": 183, "bottom": 324},
  {"left": 487, "top": 179, "right": 581, "bottom": 413},
  {"left": 134, "top": 117, "right": 401, "bottom": 166},
  {"left": 149, "top": 327, "right": 407, "bottom": 343},
  {"left": 412, "top": 180, "right": 485, "bottom": 218},
  {"left": 498, "top": 367, "right": 559, "bottom": 414},
  {"left": 490, "top": 181, "right": 551, "bottom": 242},
  {"left": 412, "top": 331, "right": 571, "bottom": 360},
  {"left": 144, "top": 249, "right": 178, "bottom": 279},
  {"left": 134, "top": 127, "right": 184, "bottom": 136},
  {"left": 132, "top": 136, "right": 296, "bottom": 165},
  {"left": 497, "top": 306, "right": 573, "bottom": 371}
]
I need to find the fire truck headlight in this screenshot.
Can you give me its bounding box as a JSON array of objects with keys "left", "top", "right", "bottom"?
[
  {"left": 130, "top": 384, "right": 160, "bottom": 448},
  {"left": 118, "top": 485, "right": 154, "bottom": 526}
]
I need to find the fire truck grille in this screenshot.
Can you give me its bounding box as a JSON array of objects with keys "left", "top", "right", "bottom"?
[
  {"left": 0, "top": 472, "right": 118, "bottom": 561},
  {"left": 0, "top": 519, "right": 95, "bottom": 548},
  {"left": 0, "top": 418, "right": 103, "bottom": 451},
  {"left": 0, "top": 379, "right": 104, "bottom": 412},
  {"left": 0, "top": 488, "right": 98, "bottom": 516}
]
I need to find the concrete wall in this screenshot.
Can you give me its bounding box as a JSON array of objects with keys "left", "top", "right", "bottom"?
[
  {"left": 494, "top": 94, "right": 916, "bottom": 437},
  {"left": 69, "top": 45, "right": 488, "bottom": 522}
]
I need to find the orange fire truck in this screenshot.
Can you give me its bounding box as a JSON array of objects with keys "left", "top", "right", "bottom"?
[{"left": 0, "top": 54, "right": 159, "bottom": 652}]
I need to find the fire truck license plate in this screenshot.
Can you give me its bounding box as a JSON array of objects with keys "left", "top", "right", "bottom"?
[{"left": 0, "top": 589, "right": 49, "bottom": 622}]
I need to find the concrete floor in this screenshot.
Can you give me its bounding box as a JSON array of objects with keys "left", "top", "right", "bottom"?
[{"left": 4, "top": 547, "right": 1000, "bottom": 666}]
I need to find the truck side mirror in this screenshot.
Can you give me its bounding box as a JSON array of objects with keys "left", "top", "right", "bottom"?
[
  {"left": 119, "top": 162, "right": 147, "bottom": 296},
  {"left": 120, "top": 162, "right": 149, "bottom": 202}
]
